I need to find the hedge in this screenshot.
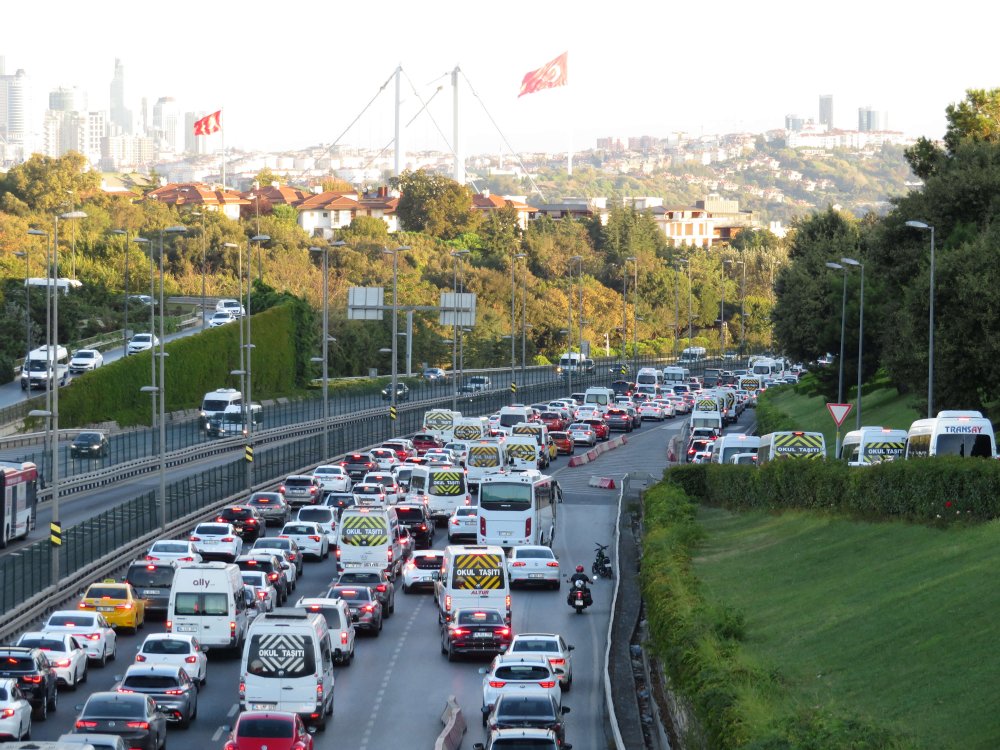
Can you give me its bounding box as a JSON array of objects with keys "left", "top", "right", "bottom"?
[{"left": 642, "top": 477, "right": 913, "bottom": 749}]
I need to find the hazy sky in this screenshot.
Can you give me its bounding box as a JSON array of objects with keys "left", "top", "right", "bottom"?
[{"left": 5, "top": 0, "right": 998, "bottom": 156}]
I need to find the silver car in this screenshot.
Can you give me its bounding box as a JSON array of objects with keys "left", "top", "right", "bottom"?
[{"left": 279, "top": 475, "right": 323, "bottom": 506}]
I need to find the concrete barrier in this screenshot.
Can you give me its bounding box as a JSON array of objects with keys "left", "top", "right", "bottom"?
[
  {"left": 588, "top": 476, "right": 617, "bottom": 489},
  {"left": 434, "top": 695, "right": 466, "bottom": 750},
  {"left": 569, "top": 435, "right": 628, "bottom": 467}
]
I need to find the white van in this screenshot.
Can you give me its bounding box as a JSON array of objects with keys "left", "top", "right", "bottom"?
[
  {"left": 199, "top": 388, "right": 243, "bottom": 429},
  {"left": 406, "top": 465, "right": 472, "bottom": 523},
  {"left": 168, "top": 562, "right": 250, "bottom": 651},
  {"left": 452, "top": 417, "right": 490, "bottom": 442},
  {"left": 662, "top": 366, "right": 688, "bottom": 385},
  {"left": 435, "top": 544, "right": 511, "bottom": 625},
  {"left": 497, "top": 406, "right": 532, "bottom": 435},
  {"left": 423, "top": 409, "right": 461, "bottom": 442},
  {"left": 905, "top": 411, "right": 997, "bottom": 459},
  {"left": 583, "top": 387, "right": 616, "bottom": 410},
  {"left": 505, "top": 434, "right": 544, "bottom": 471},
  {"left": 511, "top": 423, "right": 551, "bottom": 468},
  {"left": 840, "top": 426, "right": 907, "bottom": 465},
  {"left": 636, "top": 368, "right": 663, "bottom": 388},
  {"left": 710, "top": 434, "right": 761, "bottom": 464},
  {"left": 20, "top": 345, "right": 69, "bottom": 390},
  {"left": 239, "top": 610, "right": 335, "bottom": 729},
  {"left": 337, "top": 506, "right": 402, "bottom": 578},
  {"left": 465, "top": 440, "right": 506, "bottom": 492}
]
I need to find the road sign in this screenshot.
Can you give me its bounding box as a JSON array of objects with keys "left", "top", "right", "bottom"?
[
  {"left": 389, "top": 405, "right": 398, "bottom": 420},
  {"left": 50, "top": 521, "right": 62, "bottom": 547},
  {"left": 827, "top": 403, "right": 853, "bottom": 427},
  {"left": 510, "top": 382, "right": 517, "bottom": 393},
  {"left": 245, "top": 444, "right": 254, "bottom": 463}
]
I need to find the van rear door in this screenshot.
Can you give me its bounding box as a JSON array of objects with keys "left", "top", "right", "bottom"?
[{"left": 244, "top": 631, "right": 317, "bottom": 711}]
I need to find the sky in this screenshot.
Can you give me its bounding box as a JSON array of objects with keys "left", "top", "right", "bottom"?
[{"left": 5, "top": 0, "right": 999, "bottom": 157}]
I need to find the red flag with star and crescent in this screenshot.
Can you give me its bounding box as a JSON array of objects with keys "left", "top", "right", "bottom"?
[
  {"left": 519, "top": 52, "right": 568, "bottom": 97},
  {"left": 193, "top": 110, "right": 222, "bottom": 136}
]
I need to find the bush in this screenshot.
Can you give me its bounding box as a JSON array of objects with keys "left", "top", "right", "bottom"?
[{"left": 0, "top": 353, "right": 12, "bottom": 384}]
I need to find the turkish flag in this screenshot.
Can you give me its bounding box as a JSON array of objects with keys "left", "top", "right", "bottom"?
[
  {"left": 193, "top": 110, "right": 222, "bottom": 136},
  {"left": 518, "top": 52, "right": 568, "bottom": 97}
]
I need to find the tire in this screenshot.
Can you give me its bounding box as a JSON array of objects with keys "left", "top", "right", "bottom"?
[
  {"left": 447, "top": 644, "right": 456, "bottom": 662},
  {"left": 402, "top": 583, "right": 411, "bottom": 594},
  {"left": 482, "top": 709, "right": 488, "bottom": 728},
  {"left": 108, "top": 643, "right": 116, "bottom": 662},
  {"left": 440, "top": 638, "right": 448, "bottom": 655},
  {"left": 80, "top": 665, "right": 88, "bottom": 684},
  {"left": 47, "top": 686, "right": 57, "bottom": 712},
  {"left": 98, "top": 647, "right": 107, "bottom": 668},
  {"left": 21, "top": 717, "right": 30, "bottom": 740},
  {"left": 35, "top": 697, "right": 47, "bottom": 721},
  {"left": 563, "top": 675, "right": 573, "bottom": 692}
]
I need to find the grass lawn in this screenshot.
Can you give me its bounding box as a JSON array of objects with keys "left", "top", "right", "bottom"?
[{"left": 692, "top": 505, "right": 1000, "bottom": 749}]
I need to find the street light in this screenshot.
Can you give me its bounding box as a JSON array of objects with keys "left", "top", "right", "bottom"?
[
  {"left": 734, "top": 260, "right": 746, "bottom": 353},
  {"left": 678, "top": 257, "right": 692, "bottom": 343},
  {"left": 28, "top": 229, "right": 52, "bottom": 482},
  {"left": 189, "top": 211, "right": 207, "bottom": 330},
  {"left": 246, "top": 234, "right": 270, "bottom": 449},
  {"left": 222, "top": 242, "right": 245, "bottom": 405},
  {"left": 310, "top": 241, "right": 345, "bottom": 460},
  {"left": 110, "top": 230, "right": 130, "bottom": 350},
  {"left": 139, "top": 385, "right": 167, "bottom": 532},
  {"left": 721, "top": 258, "right": 733, "bottom": 355},
  {"left": 841, "top": 257, "right": 864, "bottom": 430},
  {"left": 905, "top": 220, "right": 935, "bottom": 417},
  {"left": 511, "top": 253, "right": 526, "bottom": 398},
  {"left": 826, "top": 261, "right": 847, "bottom": 458},
  {"left": 570, "top": 256, "right": 584, "bottom": 373},
  {"left": 450, "top": 249, "right": 469, "bottom": 410},
  {"left": 624, "top": 256, "right": 637, "bottom": 371},
  {"left": 14, "top": 249, "right": 30, "bottom": 355},
  {"left": 384, "top": 246, "right": 410, "bottom": 418}
]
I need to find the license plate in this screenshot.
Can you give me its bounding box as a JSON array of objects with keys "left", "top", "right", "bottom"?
[
  {"left": 473, "top": 632, "right": 493, "bottom": 638},
  {"left": 97, "top": 606, "right": 114, "bottom": 612},
  {"left": 252, "top": 703, "right": 276, "bottom": 710},
  {"left": 499, "top": 531, "right": 512, "bottom": 537},
  {"left": 203, "top": 540, "right": 220, "bottom": 545},
  {"left": 528, "top": 573, "right": 543, "bottom": 579},
  {"left": 175, "top": 624, "right": 197, "bottom": 632},
  {"left": 142, "top": 590, "right": 161, "bottom": 597}
]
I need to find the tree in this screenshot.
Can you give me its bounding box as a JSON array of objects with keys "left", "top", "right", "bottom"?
[
  {"left": 0, "top": 152, "right": 100, "bottom": 215},
  {"left": 478, "top": 205, "right": 522, "bottom": 267},
  {"left": 254, "top": 168, "right": 279, "bottom": 187},
  {"left": 390, "top": 170, "right": 481, "bottom": 239}
]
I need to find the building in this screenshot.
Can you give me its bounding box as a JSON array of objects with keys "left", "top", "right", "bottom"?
[
  {"left": 650, "top": 205, "right": 715, "bottom": 248},
  {"left": 294, "top": 191, "right": 360, "bottom": 238},
  {"left": 49, "top": 86, "right": 86, "bottom": 113},
  {"left": 110, "top": 58, "right": 132, "bottom": 135},
  {"left": 0, "top": 64, "right": 29, "bottom": 160},
  {"left": 784, "top": 114, "right": 808, "bottom": 132},
  {"left": 355, "top": 186, "right": 399, "bottom": 232},
  {"left": 145, "top": 182, "right": 249, "bottom": 221},
  {"left": 530, "top": 196, "right": 609, "bottom": 225},
  {"left": 100, "top": 132, "right": 156, "bottom": 171},
  {"left": 471, "top": 190, "right": 537, "bottom": 229},
  {"left": 858, "top": 106, "right": 887, "bottom": 132},
  {"left": 42, "top": 109, "right": 106, "bottom": 164},
  {"left": 152, "top": 96, "right": 182, "bottom": 153},
  {"left": 819, "top": 95, "right": 833, "bottom": 131}
]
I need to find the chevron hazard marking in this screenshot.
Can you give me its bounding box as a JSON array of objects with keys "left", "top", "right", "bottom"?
[{"left": 251, "top": 634, "right": 307, "bottom": 675}]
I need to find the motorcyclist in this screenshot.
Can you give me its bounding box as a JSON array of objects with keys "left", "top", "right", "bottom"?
[{"left": 568, "top": 565, "right": 593, "bottom": 606}]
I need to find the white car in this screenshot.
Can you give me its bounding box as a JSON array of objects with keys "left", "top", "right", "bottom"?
[
  {"left": 312, "top": 465, "right": 352, "bottom": 493},
  {"left": 215, "top": 298, "right": 246, "bottom": 317},
  {"left": 638, "top": 402, "right": 666, "bottom": 421},
  {"left": 448, "top": 506, "right": 478, "bottom": 542},
  {"left": 250, "top": 538, "right": 303, "bottom": 578},
  {"left": 295, "top": 597, "right": 356, "bottom": 665},
  {"left": 145, "top": 540, "right": 203, "bottom": 565},
  {"left": 506, "top": 633, "right": 575, "bottom": 690},
  {"left": 480, "top": 654, "right": 562, "bottom": 722},
  {"left": 352, "top": 482, "right": 387, "bottom": 507},
  {"left": 209, "top": 311, "right": 236, "bottom": 327},
  {"left": 361, "top": 472, "right": 402, "bottom": 503},
  {"left": 41, "top": 610, "right": 117, "bottom": 666},
  {"left": 546, "top": 402, "right": 572, "bottom": 420},
  {"left": 575, "top": 405, "right": 603, "bottom": 421},
  {"left": 507, "top": 545, "right": 561, "bottom": 589},
  {"left": 0, "top": 677, "right": 32, "bottom": 740},
  {"left": 69, "top": 348, "right": 104, "bottom": 374},
  {"left": 442, "top": 442, "right": 469, "bottom": 465},
  {"left": 692, "top": 451, "right": 714, "bottom": 464},
  {"left": 567, "top": 423, "right": 597, "bottom": 447},
  {"left": 652, "top": 400, "right": 676, "bottom": 418},
  {"left": 16, "top": 631, "right": 89, "bottom": 688},
  {"left": 126, "top": 333, "right": 159, "bottom": 356},
  {"left": 295, "top": 506, "right": 339, "bottom": 547},
  {"left": 278, "top": 521, "right": 330, "bottom": 561},
  {"left": 189, "top": 522, "right": 243, "bottom": 562},
  {"left": 423, "top": 450, "right": 455, "bottom": 466},
  {"left": 369, "top": 448, "right": 400, "bottom": 471},
  {"left": 134, "top": 633, "right": 208, "bottom": 686},
  {"left": 402, "top": 550, "right": 444, "bottom": 594},
  {"left": 240, "top": 571, "right": 277, "bottom": 612}
]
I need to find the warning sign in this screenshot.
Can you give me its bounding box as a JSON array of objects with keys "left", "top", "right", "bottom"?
[{"left": 827, "top": 403, "right": 853, "bottom": 427}]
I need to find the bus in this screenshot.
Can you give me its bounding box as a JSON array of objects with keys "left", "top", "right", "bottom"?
[
  {"left": 904, "top": 411, "right": 996, "bottom": 459},
  {"left": 757, "top": 431, "right": 826, "bottom": 463},
  {"left": 839, "top": 426, "right": 907, "bottom": 465},
  {"left": 0, "top": 460, "right": 38, "bottom": 548},
  {"left": 477, "top": 470, "right": 561, "bottom": 548}
]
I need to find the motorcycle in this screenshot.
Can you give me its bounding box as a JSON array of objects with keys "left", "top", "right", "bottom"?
[
  {"left": 569, "top": 578, "right": 592, "bottom": 614},
  {"left": 592, "top": 543, "right": 613, "bottom": 579}
]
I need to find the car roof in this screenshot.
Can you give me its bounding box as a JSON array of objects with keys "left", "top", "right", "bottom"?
[{"left": 124, "top": 663, "right": 185, "bottom": 676}]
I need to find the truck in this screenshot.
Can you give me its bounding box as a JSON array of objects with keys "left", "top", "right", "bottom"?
[{"left": 680, "top": 346, "right": 706, "bottom": 363}]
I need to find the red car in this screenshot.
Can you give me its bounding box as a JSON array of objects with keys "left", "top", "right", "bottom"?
[
  {"left": 381, "top": 440, "right": 412, "bottom": 461},
  {"left": 583, "top": 418, "right": 609, "bottom": 441},
  {"left": 550, "top": 431, "right": 575, "bottom": 455},
  {"left": 539, "top": 412, "right": 566, "bottom": 432},
  {"left": 411, "top": 433, "right": 443, "bottom": 455},
  {"left": 223, "top": 711, "right": 314, "bottom": 750}
]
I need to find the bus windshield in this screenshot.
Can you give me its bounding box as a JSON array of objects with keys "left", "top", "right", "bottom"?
[{"left": 480, "top": 483, "right": 531, "bottom": 512}]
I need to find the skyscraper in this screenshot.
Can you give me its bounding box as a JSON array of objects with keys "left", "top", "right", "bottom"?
[
  {"left": 858, "top": 106, "right": 886, "bottom": 132},
  {"left": 49, "top": 86, "right": 87, "bottom": 113},
  {"left": 110, "top": 58, "right": 132, "bottom": 134},
  {"left": 152, "top": 96, "right": 182, "bottom": 153},
  {"left": 0, "top": 67, "right": 29, "bottom": 145},
  {"left": 819, "top": 95, "right": 833, "bottom": 131}
]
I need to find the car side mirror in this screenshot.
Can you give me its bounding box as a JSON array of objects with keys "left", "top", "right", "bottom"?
[
  {"left": 113, "top": 673, "right": 123, "bottom": 682},
  {"left": 473, "top": 745, "right": 486, "bottom": 750}
]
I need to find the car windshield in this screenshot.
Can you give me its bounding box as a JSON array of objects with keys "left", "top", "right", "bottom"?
[
  {"left": 283, "top": 524, "right": 314, "bottom": 535},
  {"left": 285, "top": 478, "right": 312, "bottom": 487},
  {"left": 86, "top": 586, "right": 126, "bottom": 599},
  {"left": 142, "top": 639, "right": 191, "bottom": 655},
  {"left": 511, "top": 638, "right": 559, "bottom": 653},
  {"left": 245, "top": 633, "right": 316, "bottom": 678},
  {"left": 494, "top": 665, "right": 552, "bottom": 681},
  {"left": 123, "top": 674, "right": 180, "bottom": 689},
  {"left": 297, "top": 509, "right": 331, "bottom": 521},
  {"left": 83, "top": 696, "right": 146, "bottom": 718},
  {"left": 76, "top": 432, "right": 103, "bottom": 442},
  {"left": 151, "top": 542, "right": 189, "bottom": 553},
  {"left": 132, "top": 335, "right": 151, "bottom": 343},
  {"left": 20, "top": 637, "right": 68, "bottom": 651},
  {"left": 75, "top": 351, "right": 96, "bottom": 359},
  {"left": 254, "top": 539, "right": 290, "bottom": 550},
  {"left": 394, "top": 508, "right": 425, "bottom": 522},
  {"left": 496, "top": 696, "right": 556, "bottom": 720},
  {"left": 331, "top": 587, "right": 370, "bottom": 603},
  {"left": 126, "top": 565, "right": 175, "bottom": 587},
  {"left": 336, "top": 572, "right": 381, "bottom": 585},
  {"left": 414, "top": 555, "right": 443, "bottom": 569},
  {"left": 314, "top": 467, "right": 342, "bottom": 475},
  {"left": 237, "top": 717, "right": 294, "bottom": 738},
  {"left": 0, "top": 655, "right": 35, "bottom": 671},
  {"left": 47, "top": 614, "right": 95, "bottom": 627},
  {"left": 513, "top": 549, "right": 554, "bottom": 560},
  {"left": 456, "top": 610, "right": 504, "bottom": 625}
]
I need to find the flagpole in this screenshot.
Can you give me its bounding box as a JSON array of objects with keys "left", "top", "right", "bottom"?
[{"left": 221, "top": 121, "right": 226, "bottom": 189}]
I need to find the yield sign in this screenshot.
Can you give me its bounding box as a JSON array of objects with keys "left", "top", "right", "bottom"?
[{"left": 827, "top": 402, "right": 853, "bottom": 427}]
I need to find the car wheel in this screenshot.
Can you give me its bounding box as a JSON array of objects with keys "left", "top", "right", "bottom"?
[
  {"left": 482, "top": 708, "right": 488, "bottom": 728},
  {"left": 20, "top": 716, "right": 30, "bottom": 740},
  {"left": 98, "top": 647, "right": 107, "bottom": 668},
  {"left": 35, "top": 697, "right": 47, "bottom": 721},
  {"left": 48, "top": 687, "right": 57, "bottom": 712},
  {"left": 79, "top": 664, "right": 88, "bottom": 684},
  {"left": 447, "top": 644, "right": 457, "bottom": 662},
  {"left": 402, "top": 582, "right": 411, "bottom": 594}
]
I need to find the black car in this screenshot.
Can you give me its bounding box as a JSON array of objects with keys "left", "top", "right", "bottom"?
[
  {"left": 74, "top": 691, "right": 167, "bottom": 750},
  {"left": 323, "top": 491, "right": 356, "bottom": 518},
  {"left": 610, "top": 380, "right": 634, "bottom": 397},
  {"left": 486, "top": 692, "right": 570, "bottom": 745},
  {"left": 342, "top": 453, "right": 376, "bottom": 481},
  {"left": 70, "top": 431, "right": 109, "bottom": 459},
  {"left": 214, "top": 505, "right": 264, "bottom": 543},
  {"left": 604, "top": 408, "right": 634, "bottom": 433},
  {"left": 235, "top": 555, "right": 289, "bottom": 604},
  {"left": 0, "top": 646, "right": 58, "bottom": 719},
  {"left": 332, "top": 570, "right": 395, "bottom": 616},
  {"left": 114, "top": 664, "right": 198, "bottom": 728},
  {"left": 124, "top": 560, "right": 178, "bottom": 617},
  {"left": 328, "top": 585, "right": 383, "bottom": 635},
  {"left": 245, "top": 492, "right": 290, "bottom": 527},
  {"left": 393, "top": 503, "right": 434, "bottom": 548},
  {"left": 440, "top": 608, "right": 512, "bottom": 661},
  {"left": 380, "top": 382, "right": 410, "bottom": 401}
]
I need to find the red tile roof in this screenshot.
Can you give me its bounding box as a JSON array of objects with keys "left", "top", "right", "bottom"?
[
  {"left": 293, "top": 191, "right": 360, "bottom": 211},
  {"left": 146, "top": 182, "right": 249, "bottom": 207}
]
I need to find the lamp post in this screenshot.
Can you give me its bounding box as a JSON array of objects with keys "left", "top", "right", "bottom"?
[
  {"left": 189, "top": 211, "right": 207, "bottom": 329},
  {"left": 511, "top": 252, "right": 525, "bottom": 395},
  {"left": 110, "top": 230, "right": 130, "bottom": 351},
  {"left": 384, "top": 246, "right": 410, "bottom": 419},
  {"left": 520, "top": 260, "right": 528, "bottom": 387},
  {"left": 222, "top": 242, "right": 245, "bottom": 405},
  {"left": 841, "top": 257, "right": 864, "bottom": 430},
  {"left": 246, "top": 235, "right": 270, "bottom": 448},
  {"left": 133, "top": 235, "right": 158, "bottom": 427},
  {"left": 678, "top": 257, "right": 692, "bottom": 343},
  {"left": 310, "top": 241, "right": 344, "bottom": 460},
  {"left": 570, "top": 256, "right": 583, "bottom": 374},
  {"left": 721, "top": 258, "right": 733, "bottom": 355},
  {"left": 826, "top": 261, "right": 847, "bottom": 458},
  {"left": 905, "top": 220, "right": 935, "bottom": 417},
  {"left": 624, "top": 257, "right": 637, "bottom": 371},
  {"left": 450, "top": 249, "right": 469, "bottom": 409},
  {"left": 14, "top": 250, "right": 30, "bottom": 355},
  {"left": 735, "top": 259, "right": 746, "bottom": 353},
  {"left": 27, "top": 229, "right": 51, "bottom": 481}
]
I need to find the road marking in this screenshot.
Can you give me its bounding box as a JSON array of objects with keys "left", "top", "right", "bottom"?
[
  {"left": 227, "top": 703, "right": 238, "bottom": 717},
  {"left": 212, "top": 725, "right": 225, "bottom": 742}
]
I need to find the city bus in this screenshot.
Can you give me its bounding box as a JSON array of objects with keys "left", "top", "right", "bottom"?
[
  {"left": 476, "top": 470, "right": 561, "bottom": 549},
  {"left": 0, "top": 460, "right": 39, "bottom": 547}
]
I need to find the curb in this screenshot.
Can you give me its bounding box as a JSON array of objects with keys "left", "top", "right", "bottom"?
[
  {"left": 434, "top": 695, "right": 466, "bottom": 750},
  {"left": 569, "top": 434, "right": 628, "bottom": 467},
  {"left": 588, "top": 476, "right": 617, "bottom": 489}
]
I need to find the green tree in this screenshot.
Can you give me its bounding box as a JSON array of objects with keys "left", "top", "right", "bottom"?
[
  {"left": 254, "top": 168, "right": 279, "bottom": 187},
  {"left": 478, "top": 205, "right": 522, "bottom": 267},
  {"left": 390, "top": 170, "right": 481, "bottom": 239},
  {"left": 0, "top": 152, "right": 101, "bottom": 215}
]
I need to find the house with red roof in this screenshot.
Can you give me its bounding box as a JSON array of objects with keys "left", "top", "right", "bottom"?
[{"left": 145, "top": 182, "right": 249, "bottom": 220}]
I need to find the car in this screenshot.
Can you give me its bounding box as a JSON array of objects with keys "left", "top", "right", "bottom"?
[
  {"left": 189, "top": 522, "right": 243, "bottom": 562},
  {"left": 214, "top": 505, "right": 265, "bottom": 543},
  {"left": 0, "top": 677, "right": 33, "bottom": 740},
  {"left": 507, "top": 546, "right": 561, "bottom": 589},
  {"left": 323, "top": 491, "right": 356, "bottom": 518},
  {"left": 464, "top": 375, "right": 492, "bottom": 392},
  {"left": 423, "top": 367, "right": 449, "bottom": 383},
  {"left": 443, "top": 442, "right": 470, "bottom": 465},
  {"left": 582, "top": 418, "right": 609, "bottom": 441},
  {"left": 70, "top": 430, "right": 110, "bottom": 459},
  {"left": 480, "top": 654, "right": 561, "bottom": 727},
  {"left": 134, "top": 634, "right": 208, "bottom": 687},
  {"left": 473, "top": 727, "right": 567, "bottom": 750},
  {"left": 123, "top": 560, "right": 178, "bottom": 618},
  {"left": 221, "top": 710, "right": 314, "bottom": 750},
  {"left": 128, "top": 294, "right": 156, "bottom": 307},
  {"left": 16, "top": 631, "right": 89, "bottom": 689},
  {"left": 41, "top": 611, "right": 117, "bottom": 667},
  {"left": 78, "top": 580, "right": 146, "bottom": 634},
  {"left": 341, "top": 452, "right": 377, "bottom": 481},
  {"left": 393, "top": 503, "right": 434, "bottom": 548},
  {"left": 610, "top": 379, "right": 634, "bottom": 396},
  {"left": 567, "top": 423, "right": 596, "bottom": 447},
  {"left": 360, "top": 472, "right": 402, "bottom": 503},
  {"left": 402, "top": 550, "right": 444, "bottom": 593},
  {"left": 114, "top": 663, "right": 198, "bottom": 728},
  {"left": 391, "top": 465, "right": 415, "bottom": 493},
  {"left": 423, "top": 449, "right": 455, "bottom": 466},
  {"left": 58, "top": 733, "right": 129, "bottom": 750},
  {"left": 311, "top": 465, "right": 351, "bottom": 493},
  {"left": 278, "top": 475, "right": 322, "bottom": 506},
  {"left": 0, "top": 647, "right": 58, "bottom": 720},
  {"left": 295, "top": 506, "right": 339, "bottom": 546},
  {"left": 603, "top": 408, "right": 633, "bottom": 433},
  {"left": 441, "top": 607, "right": 512, "bottom": 661},
  {"left": 652, "top": 399, "right": 676, "bottom": 418},
  {"left": 215, "top": 298, "right": 246, "bottom": 317},
  {"left": 246, "top": 492, "right": 291, "bottom": 527},
  {"left": 380, "top": 382, "right": 410, "bottom": 401},
  {"left": 575, "top": 404, "right": 603, "bottom": 421},
  {"left": 73, "top": 691, "right": 167, "bottom": 750},
  {"left": 326, "top": 585, "right": 383, "bottom": 635},
  {"left": 369, "top": 448, "right": 400, "bottom": 471},
  {"left": 638, "top": 402, "right": 666, "bottom": 421},
  {"left": 448, "top": 506, "right": 478, "bottom": 542},
  {"left": 412, "top": 433, "right": 444, "bottom": 455},
  {"left": 622, "top": 404, "right": 642, "bottom": 428},
  {"left": 241, "top": 570, "right": 277, "bottom": 612},
  {"left": 538, "top": 412, "right": 566, "bottom": 432},
  {"left": 485, "top": 691, "right": 571, "bottom": 746},
  {"left": 69, "top": 348, "right": 104, "bottom": 374},
  {"left": 548, "top": 431, "right": 574, "bottom": 456},
  {"left": 209, "top": 311, "right": 237, "bottom": 327},
  {"left": 506, "top": 633, "right": 575, "bottom": 690},
  {"left": 278, "top": 521, "right": 329, "bottom": 561},
  {"left": 236, "top": 555, "right": 290, "bottom": 604},
  {"left": 380, "top": 439, "right": 415, "bottom": 461},
  {"left": 251, "top": 537, "right": 304, "bottom": 577},
  {"left": 126, "top": 333, "right": 159, "bottom": 356},
  {"left": 692, "top": 450, "right": 713, "bottom": 464},
  {"left": 144, "top": 540, "right": 202, "bottom": 565},
  {"left": 686, "top": 439, "right": 715, "bottom": 462},
  {"left": 332, "top": 569, "right": 395, "bottom": 616},
  {"left": 352, "top": 482, "right": 387, "bottom": 507},
  {"left": 294, "top": 597, "right": 356, "bottom": 665}
]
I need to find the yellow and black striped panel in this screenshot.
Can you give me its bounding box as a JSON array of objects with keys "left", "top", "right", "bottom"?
[
  {"left": 863, "top": 441, "right": 905, "bottom": 464},
  {"left": 512, "top": 425, "right": 540, "bottom": 436},
  {"left": 740, "top": 378, "right": 761, "bottom": 392},
  {"left": 453, "top": 553, "right": 504, "bottom": 590},
  {"left": 454, "top": 425, "right": 483, "bottom": 440},
  {"left": 339, "top": 514, "right": 388, "bottom": 546},
  {"left": 429, "top": 470, "right": 464, "bottom": 495},
  {"left": 469, "top": 445, "right": 502, "bottom": 467},
  {"left": 772, "top": 432, "right": 825, "bottom": 459},
  {"left": 696, "top": 398, "right": 719, "bottom": 412},
  {"left": 506, "top": 444, "right": 537, "bottom": 461},
  {"left": 424, "top": 412, "right": 454, "bottom": 430}
]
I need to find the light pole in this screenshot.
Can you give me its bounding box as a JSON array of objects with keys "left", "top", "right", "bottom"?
[
  {"left": 222, "top": 242, "right": 245, "bottom": 404},
  {"left": 826, "top": 261, "right": 847, "bottom": 458},
  {"left": 625, "top": 256, "right": 637, "bottom": 371},
  {"left": 841, "top": 257, "right": 864, "bottom": 430},
  {"left": 450, "top": 249, "right": 469, "bottom": 409},
  {"left": 906, "top": 220, "right": 935, "bottom": 417},
  {"left": 384, "top": 246, "right": 410, "bottom": 420},
  {"left": 27, "top": 229, "right": 51, "bottom": 482},
  {"left": 735, "top": 259, "right": 746, "bottom": 353},
  {"left": 310, "top": 241, "right": 344, "bottom": 459},
  {"left": 520, "top": 259, "right": 528, "bottom": 387},
  {"left": 14, "top": 250, "right": 30, "bottom": 355},
  {"left": 511, "top": 252, "right": 525, "bottom": 395},
  {"left": 110, "top": 230, "right": 130, "bottom": 351},
  {"left": 190, "top": 211, "right": 207, "bottom": 329},
  {"left": 246, "top": 235, "right": 270, "bottom": 448},
  {"left": 133, "top": 235, "right": 159, "bottom": 427},
  {"left": 678, "top": 257, "right": 692, "bottom": 343},
  {"left": 570, "top": 256, "right": 583, "bottom": 374},
  {"left": 721, "top": 258, "right": 733, "bottom": 355}
]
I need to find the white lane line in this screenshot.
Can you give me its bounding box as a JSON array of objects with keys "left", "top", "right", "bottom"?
[
  {"left": 227, "top": 703, "right": 238, "bottom": 717},
  {"left": 212, "top": 726, "right": 225, "bottom": 742}
]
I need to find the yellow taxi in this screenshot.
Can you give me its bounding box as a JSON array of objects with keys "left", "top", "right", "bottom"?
[
  {"left": 78, "top": 579, "right": 145, "bottom": 633},
  {"left": 546, "top": 435, "right": 559, "bottom": 462}
]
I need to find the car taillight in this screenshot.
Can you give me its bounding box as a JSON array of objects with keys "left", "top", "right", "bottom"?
[
  {"left": 288, "top": 553, "right": 297, "bottom": 561},
  {"left": 310, "top": 487, "right": 318, "bottom": 494},
  {"left": 179, "top": 556, "right": 194, "bottom": 562},
  {"left": 221, "top": 537, "right": 235, "bottom": 543},
  {"left": 497, "top": 627, "right": 510, "bottom": 637},
  {"left": 445, "top": 595, "right": 452, "bottom": 613},
  {"left": 538, "top": 681, "right": 556, "bottom": 688},
  {"left": 480, "top": 516, "right": 486, "bottom": 536},
  {"left": 512, "top": 561, "right": 526, "bottom": 567},
  {"left": 126, "top": 721, "right": 150, "bottom": 729},
  {"left": 488, "top": 680, "right": 506, "bottom": 688},
  {"left": 341, "top": 631, "right": 348, "bottom": 645},
  {"left": 183, "top": 655, "right": 198, "bottom": 664},
  {"left": 239, "top": 680, "right": 245, "bottom": 698},
  {"left": 76, "top": 720, "right": 98, "bottom": 728},
  {"left": 450, "top": 627, "right": 467, "bottom": 636},
  {"left": 164, "top": 688, "right": 185, "bottom": 695},
  {"left": 145, "top": 555, "right": 158, "bottom": 561},
  {"left": 257, "top": 591, "right": 268, "bottom": 600},
  {"left": 230, "top": 621, "right": 237, "bottom": 635},
  {"left": 362, "top": 604, "right": 375, "bottom": 613},
  {"left": 189, "top": 536, "right": 200, "bottom": 542},
  {"left": 309, "top": 535, "right": 321, "bottom": 542},
  {"left": 278, "top": 486, "right": 286, "bottom": 494},
  {"left": 376, "top": 584, "right": 387, "bottom": 592},
  {"left": 336, "top": 548, "right": 341, "bottom": 559},
  {"left": 22, "top": 674, "right": 42, "bottom": 683},
  {"left": 546, "top": 561, "right": 560, "bottom": 567},
  {"left": 0, "top": 708, "right": 15, "bottom": 719},
  {"left": 525, "top": 518, "right": 531, "bottom": 538},
  {"left": 116, "top": 603, "right": 133, "bottom": 610},
  {"left": 136, "top": 654, "right": 147, "bottom": 662},
  {"left": 548, "top": 658, "right": 566, "bottom": 667},
  {"left": 166, "top": 621, "right": 172, "bottom": 632},
  {"left": 451, "top": 518, "right": 459, "bottom": 526},
  {"left": 269, "top": 573, "right": 279, "bottom": 581},
  {"left": 278, "top": 535, "right": 289, "bottom": 539},
  {"left": 387, "top": 548, "right": 393, "bottom": 563},
  {"left": 505, "top": 594, "right": 511, "bottom": 611},
  {"left": 53, "top": 657, "right": 72, "bottom": 667}
]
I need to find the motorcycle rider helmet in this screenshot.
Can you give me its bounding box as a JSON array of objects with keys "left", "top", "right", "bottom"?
[{"left": 576, "top": 565, "right": 584, "bottom": 573}]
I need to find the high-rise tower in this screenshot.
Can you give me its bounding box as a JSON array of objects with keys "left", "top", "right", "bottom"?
[
  {"left": 819, "top": 95, "right": 833, "bottom": 131},
  {"left": 110, "top": 58, "right": 132, "bottom": 134}
]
